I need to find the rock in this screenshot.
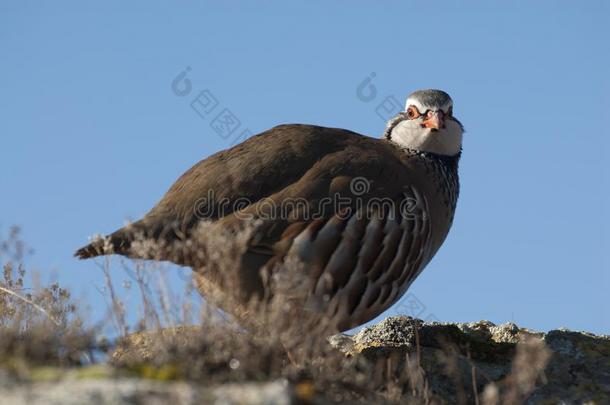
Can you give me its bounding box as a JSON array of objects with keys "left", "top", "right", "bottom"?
[
  {"left": 0, "top": 376, "right": 294, "bottom": 405},
  {"left": 332, "top": 316, "right": 610, "bottom": 404}
]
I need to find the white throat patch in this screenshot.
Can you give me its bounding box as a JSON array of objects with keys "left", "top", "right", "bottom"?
[{"left": 389, "top": 118, "right": 463, "bottom": 156}]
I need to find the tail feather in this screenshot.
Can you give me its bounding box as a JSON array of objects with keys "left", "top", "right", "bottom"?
[
  {"left": 76, "top": 214, "right": 212, "bottom": 267},
  {"left": 74, "top": 239, "right": 105, "bottom": 259},
  {"left": 74, "top": 217, "right": 174, "bottom": 260},
  {"left": 74, "top": 226, "right": 139, "bottom": 259}
]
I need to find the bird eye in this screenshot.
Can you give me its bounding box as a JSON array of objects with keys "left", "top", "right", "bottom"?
[{"left": 406, "top": 106, "right": 420, "bottom": 119}]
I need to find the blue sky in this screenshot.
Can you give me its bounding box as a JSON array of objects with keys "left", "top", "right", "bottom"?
[{"left": 1, "top": 1, "right": 608, "bottom": 334}]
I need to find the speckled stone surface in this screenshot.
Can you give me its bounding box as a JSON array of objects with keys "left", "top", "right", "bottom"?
[{"left": 333, "top": 316, "right": 610, "bottom": 404}]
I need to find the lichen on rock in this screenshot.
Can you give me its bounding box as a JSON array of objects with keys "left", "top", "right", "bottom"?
[{"left": 332, "top": 316, "right": 609, "bottom": 404}]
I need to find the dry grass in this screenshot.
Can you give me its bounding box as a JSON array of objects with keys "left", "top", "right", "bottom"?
[
  {"left": 0, "top": 226, "right": 97, "bottom": 370},
  {"left": 0, "top": 225, "right": 552, "bottom": 403},
  {"left": 481, "top": 337, "right": 551, "bottom": 405}
]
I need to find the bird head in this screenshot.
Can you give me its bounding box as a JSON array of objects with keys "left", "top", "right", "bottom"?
[{"left": 385, "top": 89, "right": 463, "bottom": 156}]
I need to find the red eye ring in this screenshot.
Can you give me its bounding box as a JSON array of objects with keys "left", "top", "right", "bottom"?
[{"left": 406, "top": 106, "right": 420, "bottom": 119}]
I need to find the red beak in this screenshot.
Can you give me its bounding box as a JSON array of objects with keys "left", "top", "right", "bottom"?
[{"left": 423, "top": 110, "right": 445, "bottom": 130}]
